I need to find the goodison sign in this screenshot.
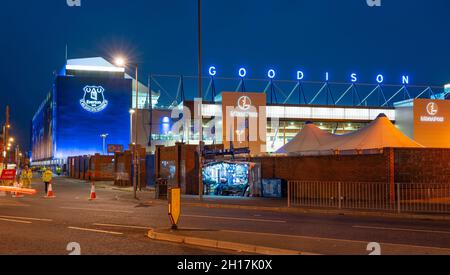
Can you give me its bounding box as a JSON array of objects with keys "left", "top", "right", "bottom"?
[{"left": 208, "top": 66, "right": 411, "bottom": 85}]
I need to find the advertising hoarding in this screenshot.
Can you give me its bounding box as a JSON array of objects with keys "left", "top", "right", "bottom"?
[
  {"left": 413, "top": 99, "right": 450, "bottom": 148},
  {"left": 221, "top": 92, "right": 267, "bottom": 154}
]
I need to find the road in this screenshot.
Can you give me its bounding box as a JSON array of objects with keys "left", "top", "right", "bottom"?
[{"left": 2, "top": 177, "right": 450, "bottom": 255}]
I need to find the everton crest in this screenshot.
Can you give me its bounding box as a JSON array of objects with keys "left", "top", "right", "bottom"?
[{"left": 80, "top": 86, "right": 108, "bottom": 112}]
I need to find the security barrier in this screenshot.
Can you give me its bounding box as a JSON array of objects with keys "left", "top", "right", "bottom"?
[{"left": 288, "top": 181, "right": 450, "bottom": 214}]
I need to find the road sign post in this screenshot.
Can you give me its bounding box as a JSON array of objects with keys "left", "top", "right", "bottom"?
[{"left": 168, "top": 187, "right": 181, "bottom": 230}]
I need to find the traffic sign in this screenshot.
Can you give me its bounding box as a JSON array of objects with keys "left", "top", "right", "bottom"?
[{"left": 0, "top": 169, "right": 16, "bottom": 181}]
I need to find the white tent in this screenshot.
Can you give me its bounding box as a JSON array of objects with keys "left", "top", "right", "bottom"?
[
  {"left": 277, "top": 114, "right": 423, "bottom": 155},
  {"left": 276, "top": 122, "right": 335, "bottom": 153},
  {"left": 318, "top": 114, "right": 423, "bottom": 152}
]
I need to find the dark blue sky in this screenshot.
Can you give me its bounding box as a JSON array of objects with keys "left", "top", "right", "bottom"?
[{"left": 1, "top": 0, "right": 450, "bottom": 149}]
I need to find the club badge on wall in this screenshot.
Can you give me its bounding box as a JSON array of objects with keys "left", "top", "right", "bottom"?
[{"left": 80, "top": 86, "right": 108, "bottom": 113}]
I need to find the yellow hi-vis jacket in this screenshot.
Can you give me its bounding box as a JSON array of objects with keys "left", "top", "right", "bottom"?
[
  {"left": 42, "top": 170, "right": 53, "bottom": 183},
  {"left": 21, "top": 169, "right": 33, "bottom": 188},
  {"left": 21, "top": 169, "right": 33, "bottom": 180}
]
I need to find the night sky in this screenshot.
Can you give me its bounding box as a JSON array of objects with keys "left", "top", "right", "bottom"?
[{"left": 1, "top": 0, "right": 450, "bottom": 150}]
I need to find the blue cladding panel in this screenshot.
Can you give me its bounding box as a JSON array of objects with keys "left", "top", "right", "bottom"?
[{"left": 55, "top": 76, "right": 132, "bottom": 159}]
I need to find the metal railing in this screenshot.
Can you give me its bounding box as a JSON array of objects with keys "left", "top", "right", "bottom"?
[{"left": 288, "top": 181, "right": 450, "bottom": 214}]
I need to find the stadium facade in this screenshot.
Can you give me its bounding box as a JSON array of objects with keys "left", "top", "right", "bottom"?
[{"left": 31, "top": 57, "right": 450, "bottom": 166}]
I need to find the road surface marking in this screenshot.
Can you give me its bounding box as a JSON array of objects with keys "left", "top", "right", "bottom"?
[
  {"left": 93, "top": 223, "right": 152, "bottom": 230},
  {"left": 0, "top": 215, "right": 52, "bottom": 222},
  {"left": 0, "top": 217, "right": 32, "bottom": 224},
  {"left": 184, "top": 214, "right": 286, "bottom": 223},
  {"left": 0, "top": 200, "right": 29, "bottom": 207},
  {"left": 353, "top": 225, "right": 450, "bottom": 235},
  {"left": 68, "top": 226, "right": 123, "bottom": 235},
  {"left": 220, "top": 229, "right": 450, "bottom": 252},
  {"left": 60, "top": 207, "right": 133, "bottom": 214}
]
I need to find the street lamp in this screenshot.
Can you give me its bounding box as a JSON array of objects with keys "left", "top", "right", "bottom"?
[
  {"left": 115, "top": 56, "right": 139, "bottom": 199},
  {"left": 100, "top": 134, "right": 109, "bottom": 155},
  {"left": 197, "top": 0, "right": 205, "bottom": 200},
  {"left": 114, "top": 57, "right": 126, "bottom": 68}
]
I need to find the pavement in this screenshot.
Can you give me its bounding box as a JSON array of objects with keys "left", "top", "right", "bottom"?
[{"left": 2, "top": 177, "right": 450, "bottom": 255}]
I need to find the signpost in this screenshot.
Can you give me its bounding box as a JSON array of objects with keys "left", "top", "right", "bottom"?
[
  {"left": 168, "top": 187, "right": 181, "bottom": 230},
  {"left": 107, "top": 144, "right": 124, "bottom": 154}
]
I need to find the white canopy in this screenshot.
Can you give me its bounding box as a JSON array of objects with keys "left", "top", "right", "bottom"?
[
  {"left": 276, "top": 122, "right": 335, "bottom": 153},
  {"left": 277, "top": 114, "right": 423, "bottom": 154}
]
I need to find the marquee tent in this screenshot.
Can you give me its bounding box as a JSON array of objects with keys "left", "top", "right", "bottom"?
[
  {"left": 276, "top": 121, "right": 335, "bottom": 154},
  {"left": 277, "top": 114, "right": 423, "bottom": 155}
]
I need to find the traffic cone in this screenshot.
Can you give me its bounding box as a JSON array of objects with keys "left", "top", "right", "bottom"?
[
  {"left": 89, "top": 182, "right": 96, "bottom": 201},
  {"left": 45, "top": 182, "right": 56, "bottom": 199},
  {"left": 12, "top": 182, "right": 24, "bottom": 198}
]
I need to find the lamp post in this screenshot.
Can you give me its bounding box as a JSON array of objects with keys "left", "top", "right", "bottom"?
[
  {"left": 2, "top": 106, "right": 9, "bottom": 169},
  {"left": 100, "top": 134, "right": 109, "bottom": 155},
  {"left": 115, "top": 57, "right": 139, "bottom": 199},
  {"left": 129, "top": 109, "right": 135, "bottom": 144},
  {"left": 197, "top": 0, "right": 204, "bottom": 200}
]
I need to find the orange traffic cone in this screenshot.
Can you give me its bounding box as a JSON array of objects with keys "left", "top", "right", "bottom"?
[
  {"left": 45, "top": 182, "right": 56, "bottom": 199},
  {"left": 12, "top": 182, "right": 24, "bottom": 198},
  {"left": 89, "top": 182, "right": 96, "bottom": 201}
]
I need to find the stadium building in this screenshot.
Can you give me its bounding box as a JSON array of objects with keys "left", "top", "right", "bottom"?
[
  {"left": 31, "top": 57, "right": 450, "bottom": 167},
  {"left": 31, "top": 57, "right": 159, "bottom": 166}
]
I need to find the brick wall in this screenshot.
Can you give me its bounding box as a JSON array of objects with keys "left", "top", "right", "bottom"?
[
  {"left": 251, "top": 152, "right": 389, "bottom": 183},
  {"left": 394, "top": 148, "right": 450, "bottom": 183},
  {"left": 251, "top": 148, "right": 450, "bottom": 184},
  {"left": 114, "top": 147, "right": 146, "bottom": 187},
  {"left": 156, "top": 143, "right": 224, "bottom": 195},
  {"left": 89, "top": 154, "right": 115, "bottom": 181}
]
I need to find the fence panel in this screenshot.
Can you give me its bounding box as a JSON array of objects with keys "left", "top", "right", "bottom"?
[{"left": 288, "top": 181, "right": 450, "bottom": 214}]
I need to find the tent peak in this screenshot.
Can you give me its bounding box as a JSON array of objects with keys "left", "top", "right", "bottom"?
[{"left": 377, "top": 113, "right": 388, "bottom": 118}]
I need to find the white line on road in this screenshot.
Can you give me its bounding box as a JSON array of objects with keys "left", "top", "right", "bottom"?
[
  {"left": 353, "top": 225, "right": 450, "bottom": 235},
  {"left": 184, "top": 214, "right": 286, "bottom": 223},
  {"left": 0, "top": 217, "right": 32, "bottom": 224},
  {"left": 0, "top": 200, "right": 29, "bottom": 207},
  {"left": 68, "top": 226, "right": 124, "bottom": 235},
  {"left": 0, "top": 215, "right": 52, "bottom": 222},
  {"left": 93, "top": 223, "right": 152, "bottom": 230},
  {"left": 60, "top": 207, "right": 133, "bottom": 214}
]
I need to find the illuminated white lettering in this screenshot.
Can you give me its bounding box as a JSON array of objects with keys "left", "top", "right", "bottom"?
[
  {"left": 209, "top": 66, "right": 217, "bottom": 76},
  {"left": 239, "top": 68, "right": 247, "bottom": 78}
]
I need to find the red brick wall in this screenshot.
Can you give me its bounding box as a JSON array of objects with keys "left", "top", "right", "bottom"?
[
  {"left": 251, "top": 148, "right": 450, "bottom": 184},
  {"left": 155, "top": 143, "right": 224, "bottom": 195},
  {"left": 114, "top": 147, "right": 146, "bottom": 187},
  {"left": 252, "top": 153, "right": 389, "bottom": 183},
  {"left": 89, "top": 155, "right": 115, "bottom": 181},
  {"left": 394, "top": 148, "right": 450, "bottom": 183}
]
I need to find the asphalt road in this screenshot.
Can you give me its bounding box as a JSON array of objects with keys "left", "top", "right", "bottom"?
[
  {"left": 0, "top": 178, "right": 229, "bottom": 255},
  {"left": 2, "top": 177, "right": 450, "bottom": 255}
]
